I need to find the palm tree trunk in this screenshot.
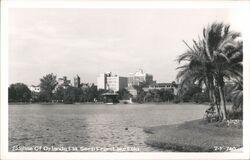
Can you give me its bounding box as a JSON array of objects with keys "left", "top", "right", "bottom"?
[
  {"left": 212, "top": 79, "right": 223, "bottom": 120},
  {"left": 211, "top": 87, "right": 222, "bottom": 118},
  {"left": 218, "top": 86, "right": 227, "bottom": 120},
  {"left": 208, "top": 77, "right": 222, "bottom": 119}
]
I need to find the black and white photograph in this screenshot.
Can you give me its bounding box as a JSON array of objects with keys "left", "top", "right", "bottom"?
[{"left": 1, "top": 0, "right": 250, "bottom": 160}]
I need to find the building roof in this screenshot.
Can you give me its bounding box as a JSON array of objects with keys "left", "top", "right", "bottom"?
[
  {"left": 30, "top": 85, "right": 40, "bottom": 87},
  {"left": 148, "top": 82, "right": 178, "bottom": 88},
  {"left": 102, "top": 93, "right": 119, "bottom": 96},
  {"left": 129, "top": 69, "right": 152, "bottom": 77}
]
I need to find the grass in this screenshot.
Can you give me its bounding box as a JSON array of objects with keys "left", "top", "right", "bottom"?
[{"left": 144, "top": 119, "right": 242, "bottom": 152}]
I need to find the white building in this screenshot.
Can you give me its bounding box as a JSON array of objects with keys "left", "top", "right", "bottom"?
[
  {"left": 128, "top": 69, "right": 154, "bottom": 86},
  {"left": 97, "top": 72, "right": 128, "bottom": 92},
  {"left": 97, "top": 72, "right": 111, "bottom": 90},
  {"left": 73, "top": 75, "right": 81, "bottom": 88},
  {"left": 29, "top": 85, "right": 40, "bottom": 93},
  {"left": 143, "top": 82, "right": 178, "bottom": 95},
  {"left": 107, "top": 76, "right": 128, "bottom": 92}
]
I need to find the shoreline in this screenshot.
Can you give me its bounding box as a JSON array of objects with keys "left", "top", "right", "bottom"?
[
  {"left": 8, "top": 102, "right": 210, "bottom": 105},
  {"left": 143, "top": 119, "right": 243, "bottom": 152},
  {"left": 8, "top": 102, "right": 104, "bottom": 105}
]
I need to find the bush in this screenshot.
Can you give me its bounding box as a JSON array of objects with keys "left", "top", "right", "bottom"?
[
  {"left": 192, "top": 92, "right": 209, "bottom": 103},
  {"left": 173, "top": 97, "right": 181, "bottom": 104},
  {"left": 227, "top": 109, "right": 243, "bottom": 120},
  {"left": 215, "top": 120, "right": 243, "bottom": 129}
]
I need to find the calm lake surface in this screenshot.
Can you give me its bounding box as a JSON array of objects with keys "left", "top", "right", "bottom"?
[{"left": 9, "top": 103, "right": 207, "bottom": 152}]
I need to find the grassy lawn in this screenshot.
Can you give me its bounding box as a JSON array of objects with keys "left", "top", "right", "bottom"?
[{"left": 144, "top": 119, "right": 242, "bottom": 152}]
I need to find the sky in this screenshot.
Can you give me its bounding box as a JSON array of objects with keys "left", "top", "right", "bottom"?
[{"left": 8, "top": 8, "right": 243, "bottom": 86}]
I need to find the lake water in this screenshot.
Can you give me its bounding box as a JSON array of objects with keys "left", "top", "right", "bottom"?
[{"left": 9, "top": 103, "right": 207, "bottom": 152}]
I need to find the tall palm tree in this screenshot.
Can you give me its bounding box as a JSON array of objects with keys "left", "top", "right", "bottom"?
[
  {"left": 231, "top": 77, "right": 243, "bottom": 112},
  {"left": 177, "top": 39, "right": 223, "bottom": 118},
  {"left": 177, "top": 22, "right": 242, "bottom": 121},
  {"left": 203, "top": 22, "right": 242, "bottom": 120}
]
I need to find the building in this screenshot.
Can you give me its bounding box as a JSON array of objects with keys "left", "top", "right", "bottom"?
[
  {"left": 102, "top": 92, "right": 119, "bottom": 104},
  {"left": 81, "top": 83, "right": 90, "bottom": 90},
  {"left": 143, "top": 82, "right": 178, "bottom": 95},
  {"left": 97, "top": 72, "right": 111, "bottom": 90},
  {"left": 106, "top": 76, "right": 128, "bottom": 92},
  {"left": 29, "top": 85, "right": 40, "bottom": 102},
  {"left": 147, "top": 83, "right": 175, "bottom": 90},
  {"left": 58, "top": 76, "right": 71, "bottom": 89},
  {"left": 97, "top": 72, "right": 128, "bottom": 92},
  {"left": 29, "top": 85, "right": 40, "bottom": 93},
  {"left": 128, "top": 69, "right": 154, "bottom": 87},
  {"left": 74, "top": 75, "right": 81, "bottom": 88}
]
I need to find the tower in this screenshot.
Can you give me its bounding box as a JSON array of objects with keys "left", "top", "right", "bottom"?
[{"left": 74, "top": 75, "right": 81, "bottom": 88}]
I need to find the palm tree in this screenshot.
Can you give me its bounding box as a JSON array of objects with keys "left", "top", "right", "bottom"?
[
  {"left": 177, "top": 22, "right": 242, "bottom": 120},
  {"left": 231, "top": 77, "right": 243, "bottom": 112},
  {"left": 202, "top": 22, "right": 242, "bottom": 120},
  {"left": 177, "top": 39, "right": 222, "bottom": 118}
]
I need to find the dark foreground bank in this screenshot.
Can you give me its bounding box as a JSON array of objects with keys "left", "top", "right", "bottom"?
[{"left": 144, "top": 119, "right": 242, "bottom": 152}]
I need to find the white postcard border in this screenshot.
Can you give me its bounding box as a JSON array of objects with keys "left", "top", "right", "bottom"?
[{"left": 1, "top": 1, "right": 250, "bottom": 160}]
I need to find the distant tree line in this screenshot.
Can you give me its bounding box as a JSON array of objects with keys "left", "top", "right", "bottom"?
[
  {"left": 9, "top": 73, "right": 223, "bottom": 104},
  {"left": 132, "top": 85, "right": 176, "bottom": 103},
  {"left": 8, "top": 73, "right": 105, "bottom": 104},
  {"left": 8, "top": 74, "right": 131, "bottom": 104},
  {"left": 8, "top": 73, "right": 211, "bottom": 104}
]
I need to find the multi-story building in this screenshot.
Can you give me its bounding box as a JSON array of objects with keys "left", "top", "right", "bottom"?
[
  {"left": 97, "top": 72, "right": 128, "bottom": 92},
  {"left": 97, "top": 72, "right": 111, "bottom": 90},
  {"left": 74, "top": 75, "right": 81, "bottom": 88},
  {"left": 128, "top": 69, "right": 154, "bottom": 87},
  {"left": 106, "top": 76, "right": 128, "bottom": 92},
  {"left": 143, "top": 82, "right": 178, "bottom": 95}
]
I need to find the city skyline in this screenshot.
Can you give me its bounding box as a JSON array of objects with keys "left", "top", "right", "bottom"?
[
  {"left": 9, "top": 8, "right": 242, "bottom": 86},
  {"left": 26, "top": 69, "right": 161, "bottom": 87}
]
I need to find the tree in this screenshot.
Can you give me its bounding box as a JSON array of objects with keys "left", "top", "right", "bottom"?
[
  {"left": 132, "top": 87, "right": 175, "bottom": 103},
  {"left": 77, "top": 84, "right": 99, "bottom": 102},
  {"left": 192, "top": 92, "right": 210, "bottom": 103},
  {"left": 144, "top": 91, "right": 154, "bottom": 102},
  {"left": 181, "top": 84, "right": 202, "bottom": 102},
  {"left": 96, "top": 89, "right": 106, "bottom": 102},
  {"left": 160, "top": 89, "right": 175, "bottom": 102},
  {"left": 54, "top": 86, "right": 64, "bottom": 102},
  {"left": 8, "top": 85, "right": 16, "bottom": 102},
  {"left": 54, "top": 85, "right": 83, "bottom": 103},
  {"left": 63, "top": 86, "right": 77, "bottom": 104},
  {"left": 231, "top": 78, "right": 243, "bottom": 112},
  {"left": 133, "top": 85, "right": 147, "bottom": 103},
  {"left": 176, "top": 38, "right": 217, "bottom": 103},
  {"left": 118, "top": 88, "right": 132, "bottom": 100},
  {"left": 39, "top": 73, "right": 58, "bottom": 102},
  {"left": 177, "top": 22, "right": 242, "bottom": 120},
  {"left": 176, "top": 44, "right": 217, "bottom": 104},
  {"left": 8, "top": 83, "right": 31, "bottom": 102},
  {"left": 203, "top": 22, "right": 242, "bottom": 120}
]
